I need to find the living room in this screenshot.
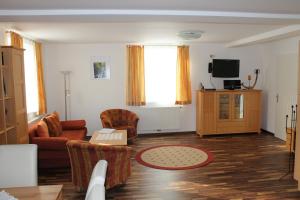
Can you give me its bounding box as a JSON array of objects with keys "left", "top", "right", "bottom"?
[{"left": 0, "top": 0, "right": 300, "bottom": 199}]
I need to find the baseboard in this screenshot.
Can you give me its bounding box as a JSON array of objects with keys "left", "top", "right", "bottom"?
[
  {"left": 138, "top": 130, "right": 274, "bottom": 137},
  {"left": 261, "top": 129, "right": 274, "bottom": 135},
  {"left": 138, "top": 131, "right": 196, "bottom": 137}
]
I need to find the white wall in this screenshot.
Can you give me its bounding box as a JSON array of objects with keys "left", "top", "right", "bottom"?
[
  {"left": 43, "top": 44, "right": 126, "bottom": 135},
  {"left": 0, "top": 27, "right": 6, "bottom": 45},
  {"left": 260, "top": 36, "right": 299, "bottom": 139},
  {"left": 43, "top": 42, "right": 264, "bottom": 135}
]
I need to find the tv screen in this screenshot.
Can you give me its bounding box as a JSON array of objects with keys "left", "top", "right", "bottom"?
[{"left": 212, "top": 59, "right": 240, "bottom": 78}]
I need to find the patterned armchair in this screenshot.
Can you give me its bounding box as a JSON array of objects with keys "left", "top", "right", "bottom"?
[
  {"left": 100, "top": 109, "right": 139, "bottom": 140},
  {"left": 66, "top": 140, "right": 132, "bottom": 191}
]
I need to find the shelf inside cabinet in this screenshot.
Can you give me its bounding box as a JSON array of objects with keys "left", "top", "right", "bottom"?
[
  {"left": 4, "top": 96, "right": 13, "bottom": 100},
  {"left": 6, "top": 125, "right": 16, "bottom": 132}
]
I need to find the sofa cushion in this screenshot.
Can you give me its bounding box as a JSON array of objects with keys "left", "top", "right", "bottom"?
[
  {"left": 37, "top": 120, "right": 50, "bottom": 138},
  {"left": 44, "top": 114, "right": 63, "bottom": 137},
  {"left": 31, "top": 137, "right": 68, "bottom": 150},
  {"left": 61, "top": 129, "right": 87, "bottom": 140},
  {"left": 61, "top": 120, "right": 86, "bottom": 130}
]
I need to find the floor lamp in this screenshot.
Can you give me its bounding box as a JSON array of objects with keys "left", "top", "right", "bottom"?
[{"left": 61, "top": 70, "right": 71, "bottom": 120}]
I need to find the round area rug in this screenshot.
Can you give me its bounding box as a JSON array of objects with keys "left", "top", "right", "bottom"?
[{"left": 135, "top": 145, "right": 214, "bottom": 170}]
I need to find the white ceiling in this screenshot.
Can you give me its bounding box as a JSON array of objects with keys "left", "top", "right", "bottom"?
[
  {"left": 1, "top": 0, "right": 300, "bottom": 13},
  {"left": 1, "top": 22, "right": 282, "bottom": 44},
  {"left": 0, "top": 0, "right": 300, "bottom": 44}
]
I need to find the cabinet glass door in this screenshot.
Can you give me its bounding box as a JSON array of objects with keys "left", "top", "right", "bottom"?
[
  {"left": 233, "top": 94, "right": 244, "bottom": 119},
  {"left": 219, "top": 94, "right": 230, "bottom": 120}
]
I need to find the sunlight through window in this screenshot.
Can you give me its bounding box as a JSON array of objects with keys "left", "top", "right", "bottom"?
[
  {"left": 23, "top": 39, "right": 39, "bottom": 116},
  {"left": 144, "top": 46, "right": 177, "bottom": 106}
]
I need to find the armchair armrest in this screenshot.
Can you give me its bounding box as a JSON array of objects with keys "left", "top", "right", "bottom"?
[
  {"left": 31, "top": 137, "right": 68, "bottom": 150},
  {"left": 69, "top": 140, "right": 132, "bottom": 153},
  {"left": 61, "top": 120, "right": 86, "bottom": 130},
  {"left": 100, "top": 116, "right": 113, "bottom": 128},
  {"left": 128, "top": 115, "right": 139, "bottom": 127},
  {"left": 66, "top": 140, "right": 132, "bottom": 190}
]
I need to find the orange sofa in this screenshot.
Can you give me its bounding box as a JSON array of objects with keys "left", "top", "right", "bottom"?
[{"left": 28, "top": 113, "right": 87, "bottom": 168}]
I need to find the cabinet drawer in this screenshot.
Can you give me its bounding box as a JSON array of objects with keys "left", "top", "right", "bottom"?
[{"left": 217, "top": 121, "right": 247, "bottom": 133}]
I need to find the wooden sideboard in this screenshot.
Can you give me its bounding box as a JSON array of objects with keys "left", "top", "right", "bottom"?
[{"left": 196, "top": 89, "right": 262, "bottom": 137}]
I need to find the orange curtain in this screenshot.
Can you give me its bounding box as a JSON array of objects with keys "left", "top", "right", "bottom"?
[
  {"left": 35, "top": 42, "right": 47, "bottom": 114},
  {"left": 126, "top": 45, "right": 146, "bottom": 106},
  {"left": 175, "top": 46, "right": 192, "bottom": 105},
  {"left": 9, "top": 31, "right": 23, "bottom": 48}
]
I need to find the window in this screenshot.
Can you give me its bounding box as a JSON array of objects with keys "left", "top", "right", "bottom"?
[
  {"left": 144, "top": 46, "right": 177, "bottom": 106},
  {"left": 5, "top": 31, "right": 46, "bottom": 121},
  {"left": 23, "top": 39, "right": 39, "bottom": 119}
]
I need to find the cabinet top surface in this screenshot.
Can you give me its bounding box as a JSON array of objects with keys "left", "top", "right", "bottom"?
[
  {"left": 197, "top": 89, "right": 262, "bottom": 93},
  {"left": 1, "top": 46, "right": 25, "bottom": 50}
]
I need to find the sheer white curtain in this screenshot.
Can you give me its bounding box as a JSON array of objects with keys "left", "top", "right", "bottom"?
[
  {"left": 144, "top": 46, "right": 177, "bottom": 106},
  {"left": 23, "top": 39, "right": 39, "bottom": 117}
]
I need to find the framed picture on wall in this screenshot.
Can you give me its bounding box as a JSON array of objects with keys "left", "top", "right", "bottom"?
[{"left": 91, "top": 56, "right": 111, "bottom": 80}]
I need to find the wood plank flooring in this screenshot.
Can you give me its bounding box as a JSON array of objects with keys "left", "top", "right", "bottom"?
[{"left": 39, "top": 132, "right": 300, "bottom": 199}]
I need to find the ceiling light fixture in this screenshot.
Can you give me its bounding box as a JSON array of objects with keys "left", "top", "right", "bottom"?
[{"left": 177, "top": 30, "right": 203, "bottom": 40}]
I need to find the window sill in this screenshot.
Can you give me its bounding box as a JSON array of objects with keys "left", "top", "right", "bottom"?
[
  {"left": 129, "top": 104, "right": 183, "bottom": 108},
  {"left": 28, "top": 114, "right": 46, "bottom": 124}
]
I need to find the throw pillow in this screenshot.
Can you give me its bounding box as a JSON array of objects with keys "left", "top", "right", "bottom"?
[
  {"left": 37, "top": 120, "right": 50, "bottom": 137},
  {"left": 53, "top": 111, "right": 60, "bottom": 121},
  {"left": 44, "top": 114, "right": 63, "bottom": 137}
]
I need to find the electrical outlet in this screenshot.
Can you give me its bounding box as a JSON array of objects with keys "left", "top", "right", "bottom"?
[{"left": 254, "top": 69, "right": 260, "bottom": 74}]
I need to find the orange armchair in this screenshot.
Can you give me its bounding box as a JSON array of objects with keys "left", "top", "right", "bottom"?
[
  {"left": 100, "top": 109, "right": 139, "bottom": 140},
  {"left": 66, "top": 140, "right": 132, "bottom": 190}
]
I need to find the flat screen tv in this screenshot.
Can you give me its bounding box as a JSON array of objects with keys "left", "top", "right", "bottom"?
[{"left": 212, "top": 59, "right": 240, "bottom": 78}]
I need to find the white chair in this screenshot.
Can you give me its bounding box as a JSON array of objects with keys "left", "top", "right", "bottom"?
[
  {"left": 85, "top": 160, "right": 108, "bottom": 200},
  {"left": 0, "top": 144, "right": 38, "bottom": 188}
]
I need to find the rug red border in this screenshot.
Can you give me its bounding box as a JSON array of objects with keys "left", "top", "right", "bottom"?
[{"left": 135, "top": 144, "right": 214, "bottom": 170}]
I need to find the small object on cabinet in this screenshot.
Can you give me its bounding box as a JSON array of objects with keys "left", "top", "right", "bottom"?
[{"left": 199, "top": 82, "right": 204, "bottom": 90}]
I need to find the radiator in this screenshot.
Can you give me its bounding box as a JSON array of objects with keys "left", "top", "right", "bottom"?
[{"left": 130, "top": 107, "right": 181, "bottom": 133}]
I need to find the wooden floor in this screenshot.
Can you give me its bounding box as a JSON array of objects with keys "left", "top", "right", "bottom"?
[{"left": 39, "top": 132, "right": 300, "bottom": 200}]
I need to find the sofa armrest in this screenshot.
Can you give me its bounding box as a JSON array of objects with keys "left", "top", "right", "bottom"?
[
  {"left": 60, "top": 120, "right": 86, "bottom": 130},
  {"left": 31, "top": 137, "right": 68, "bottom": 150}
]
